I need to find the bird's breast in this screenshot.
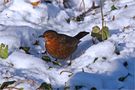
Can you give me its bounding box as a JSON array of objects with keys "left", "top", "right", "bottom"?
[{"left": 45, "top": 39, "right": 76, "bottom": 59}]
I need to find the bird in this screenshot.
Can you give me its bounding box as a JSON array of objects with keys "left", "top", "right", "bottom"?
[{"left": 39, "top": 30, "right": 89, "bottom": 59}]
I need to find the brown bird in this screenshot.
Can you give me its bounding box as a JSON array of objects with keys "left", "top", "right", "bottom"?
[{"left": 40, "top": 30, "right": 89, "bottom": 59}]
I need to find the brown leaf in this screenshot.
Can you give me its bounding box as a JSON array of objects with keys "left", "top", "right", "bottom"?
[
  {"left": 112, "top": 15, "right": 115, "bottom": 21},
  {"left": 31, "top": 1, "right": 40, "bottom": 7},
  {"left": 4, "top": 0, "right": 10, "bottom": 4}
]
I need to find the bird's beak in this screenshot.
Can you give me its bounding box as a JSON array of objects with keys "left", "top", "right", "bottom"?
[{"left": 38, "top": 35, "right": 44, "bottom": 38}]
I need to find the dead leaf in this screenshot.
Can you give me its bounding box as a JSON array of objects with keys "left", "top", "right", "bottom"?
[
  {"left": 112, "top": 15, "right": 115, "bottom": 21},
  {"left": 4, "top": 0, "right": 10, "bottom": 4},
  {"left": 31, "top": 1, "right": 40, "bottom": 7}
]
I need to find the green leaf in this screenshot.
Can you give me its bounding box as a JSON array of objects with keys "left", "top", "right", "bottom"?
[
  {"left": 118, "top": 77, "right": 126, "bottom": 82},
  {"left": 52, "top": 61, "right": 61, "bottom": 66},
  {"left": 72, "top": 14, "right": 85, "bottom": 22},
  {"left": 111, "top": 5, "right": 117, "bottom": 11},
  {"left": 91, "top": 26, "right": 100, "bottom": 37},
  {"left": 37, "top": 82, "right": 52, "bottom": 90},
  {"left": 19, "top": 47, "right": 30, "bottom": 54},
  {"left": 0, "top": 43, "right": 8, "bottom": 59},
  {"left": 0, "top": 81, "right": 16, "bottom": 89},
  {"left": 91, "top": 26, "right": 110, "bottom": 41},
  {"left": 100, "top": 26, "right": 110, "bottom": 41},
  {"left": 91, "top": 26, "right": 102, "bottom": 41},
  {"left": 118, "top": 73, "right": 130, "bottom": 82},
  {"left": 19, "top": 88, "right": 24, "bottom": 90},
  {"left": 42, "top": 56, "right": 51, "bottom": 62},
  {"left": 101, "top": 26, "right": 110, "bottom": 39},
  {"left": 64, "top": 86, "right": 70, "bottom": 90}
]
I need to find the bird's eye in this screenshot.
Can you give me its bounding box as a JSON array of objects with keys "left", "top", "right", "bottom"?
[{"left": 45, "top": 34, "right": 52, "bottom": 39}]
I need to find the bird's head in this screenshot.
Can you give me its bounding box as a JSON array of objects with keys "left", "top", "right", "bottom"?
[{"left": 39, "top": 30, "right": 57, "bottom": 42}]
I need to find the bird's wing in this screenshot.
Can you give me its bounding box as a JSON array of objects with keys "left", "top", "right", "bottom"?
[{"left": 58, "top": 34, "right": 79, "bottom": 47}]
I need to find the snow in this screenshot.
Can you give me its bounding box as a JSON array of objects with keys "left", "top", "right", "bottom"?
[
  {"left": 68, "top": 72, "right": 103, "bottom": 90},
  {"left": 0, "top": 0, "right": 135, "bottom": 90}
]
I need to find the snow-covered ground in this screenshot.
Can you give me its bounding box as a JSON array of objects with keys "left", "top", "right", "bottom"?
[{"left": 0, "top": 0, "right": 134, "bottom": 90}]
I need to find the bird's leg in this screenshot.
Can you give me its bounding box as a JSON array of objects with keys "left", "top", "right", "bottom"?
[
  {"left": 55, "top": 58, "right": 58, "bottom": 61},
  {"left": 42, "top": 50, "right": 47, "bottom": 55},
  {"left": 68, "top": 55, "right": 72, "bottom": 66},
  {"left": 68, "top": 60, "right": 72, "bottom": 66},
  {"left": 92, "top": 38, "right": 96, "bottom": 44}
]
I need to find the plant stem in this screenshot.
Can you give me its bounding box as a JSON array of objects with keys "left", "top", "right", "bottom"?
[
  {"left": 100, "top": 0, "right": 104, "bottom": 28},
  {"left": 100, "top": 0, "right": 104, "bottom": 40},
  {"left": 82, "top": 0, "right": 86, "bottom": 12}
]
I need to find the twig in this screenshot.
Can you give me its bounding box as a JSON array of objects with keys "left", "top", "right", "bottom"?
[
  {"left": 60, "top": 70, "right": 73, "bottom": 77},
  {"left": 3, "top": 87, "right": 22, "bottom": 90},
  {"left": 67, "top": 1, "right": 100, "bottom": 22},
  {"left": 81, "top": 1, "right": 99, "bottom": 17},
  {"left": 82, "top": 0, "right": 86, "bottom": 12}
]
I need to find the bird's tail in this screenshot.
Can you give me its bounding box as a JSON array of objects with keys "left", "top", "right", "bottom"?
[{"left": 74, "top": 31, "right": 89, "bottom": 40}]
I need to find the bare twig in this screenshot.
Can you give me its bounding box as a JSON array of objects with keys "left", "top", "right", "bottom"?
[
  {"left": 82, "top": 0, "right": 86, "bottom": 12},
  {"left": 60, "top": 70, "right": 73, "bottom": 77},
  {"left": 63, "top": 0, "right": 71, "bottom": 8},
  {"left": 67, "top": 1, "right": 100, "bottom": 22},
  {"left": 3, "top": 87, "right": 22, "bottom": 90},
  {"left": 81, "top": 1, "right": 99, "bottom": 17}
]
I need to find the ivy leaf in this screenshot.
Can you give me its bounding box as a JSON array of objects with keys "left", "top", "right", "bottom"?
[
  {"left": 19, "top": 47, "right": 30, "bottom": 54},
  {"left": 118, "top": 76, "right": 126, "bottom": 82},
  {"left": 102, "top": 57, "right": 107, "bottom": 60},
  {"left": 0, "top": 81, "right": 16, "bottom": 89},
  {"left": 111, "top": 5, "right": 117, "bottom": 11},
  {"left": 74, "top": 15, "right": 84, "bottom": 22},
  {"left": 91, "top": 26, "right": 100, "bottom": 37},
  {"left": 19, "top": 88, "right": 24, "bottom": 90},
  {"left": 37, "top": 82, "right": 52, "bottom": 90},
  {"left": 42, "top": 56, "right": 61, "bottom": 66},
  {"left": 91, "top": 26, "right": 110, "bottom": 41},
  {"left": 52, "top": 61, "right": 61, "bottom": 66},
  {"left": 91, "top": 26, "right": 102, "bottom": 41},
  {"left": 64, "top": 86, "right": 70, "bottom": 90},
  {"left": 101, "top": 26, "right": 110, "bottom": 41},
  {"left": 42, "top": 56, "right": 51, "bottom": 62},
  {"left": 0, "top": 43, "right": 8, "bottom": 59},
  {"left": 118, "top": 73, "right": 130, "bottom": 82}
]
